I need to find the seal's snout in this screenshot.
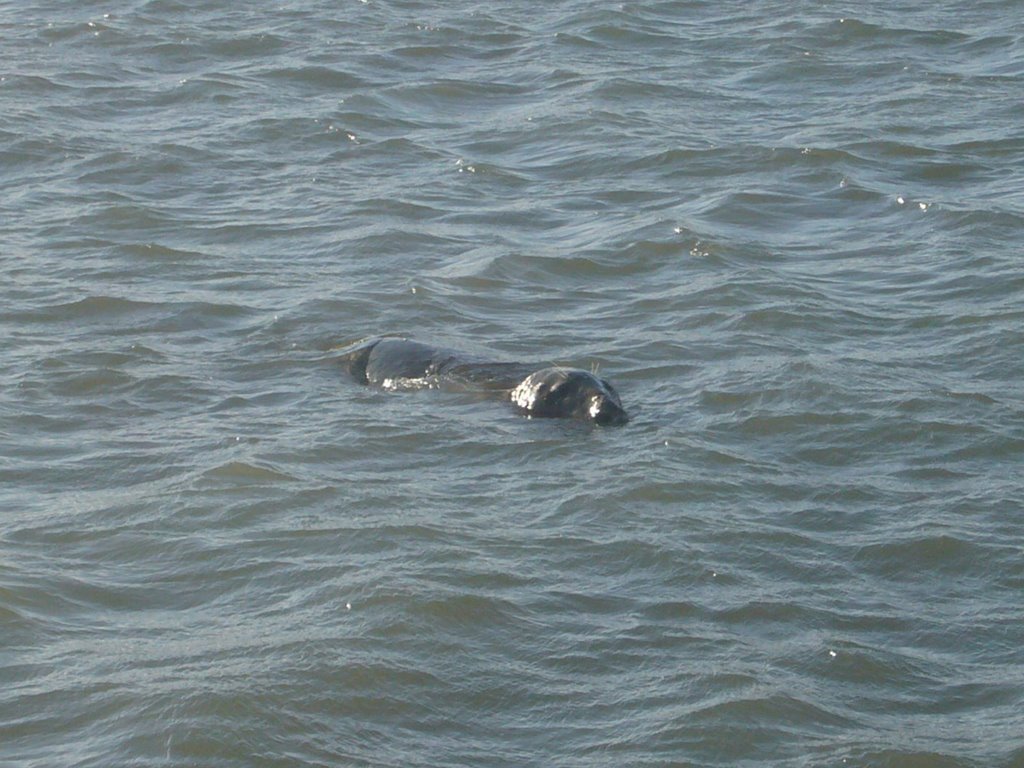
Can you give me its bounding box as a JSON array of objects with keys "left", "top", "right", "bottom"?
[{"left": 590, "top": 394, "right": 629, "bottom": 426}]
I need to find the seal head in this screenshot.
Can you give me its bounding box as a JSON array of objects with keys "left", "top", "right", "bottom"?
[{"left": 509, "top": 367, "right": 628, "bottom": 426}]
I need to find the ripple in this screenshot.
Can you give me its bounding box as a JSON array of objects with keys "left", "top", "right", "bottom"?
[
  {"left": 200, "top": 461, "right": 299, "bottom": 485},
  {"left": 853, "top": 533, "right": 998, "bottom": 578},
  {"left": 14, "top": 296, "right": 259, "bottom": 336},
  {"left": 263, "top": 64, "right": 372, "bottom": 91},
  {"left": 846, "top": 749, "right": 976, "bottom": 768}
]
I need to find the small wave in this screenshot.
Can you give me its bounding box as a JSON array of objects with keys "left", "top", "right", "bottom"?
[
  {"left": 828, "top": 16, "right": 972, "bottom": 48},
  {"left": 38, "top": 20, "right": 114, "bottom": 44},
  {"left": 116, "top": 243, "right": 207, "bottom": 261},
  {"left": 200, "top": 461, "right": 298, "bottom": 485},
  {"left": 688, "top": 692, "right": 854, "bottom": 729},
  {"left": 377, "top": 78, "right": 529, "bottom": 116},
  {"left": 264, "top": 65, "right": 371, "bottom": 91},
  {"left": 25, "top": 296, "right": 257, "bottom": 334},
  {"left": 854, "top": 533, "right": 993, "bottom": 577},
  {"left": 45, "top": 295, "right": 159, "bottom": 319},
  {"left": 846, "top": 748, "right": 976, "bottom": 768},
  {"left": 206, "top": 32, "right": 287, "bottom": 58},
  {"left": 48, "top": 367, "right": 135, "bottom": 397}
]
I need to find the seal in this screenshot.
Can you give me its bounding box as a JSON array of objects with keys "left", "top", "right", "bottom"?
[{"left": 337, "top": 337, "right": 628, "bottom": 426}]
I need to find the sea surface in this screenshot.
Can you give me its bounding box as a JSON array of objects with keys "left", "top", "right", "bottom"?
[{"left": 2, "top": 1, "right": 1023, "bottom": 766}]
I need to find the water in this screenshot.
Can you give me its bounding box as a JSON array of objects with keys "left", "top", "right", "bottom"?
[{"left": 2, "top": 1, "right": 1023, "bottom": 766}]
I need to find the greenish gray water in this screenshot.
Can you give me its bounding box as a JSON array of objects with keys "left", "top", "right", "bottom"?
[{"left": 2, "top": 2, "right": 1023, "bottom": 766}]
